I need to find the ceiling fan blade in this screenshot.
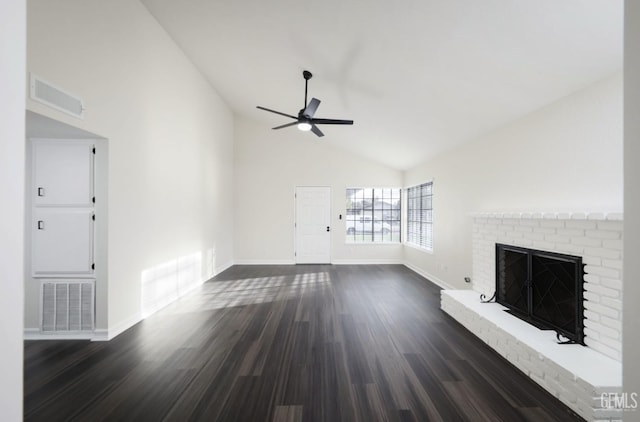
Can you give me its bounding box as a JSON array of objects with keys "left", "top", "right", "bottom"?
[
  {"left": 303, "top": 98, "right": 321, "bottom": 118},
  {"left": 311, "top": 118, "right": 354, "bottom": 125},
  {"left": 310, "top": 124, "right": 324, "bottom": 137},
  {"left": 272, "top": 121, "right": 298, "bottom": 130},
  {"left": 256, "top": 106, "right": 297, "bottom": 120}
]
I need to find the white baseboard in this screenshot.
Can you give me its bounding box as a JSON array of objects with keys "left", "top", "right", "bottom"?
[
  {"left": 24, "top": 328, "right": 39, "bottom": 339},
  {"left": 403, "top": 262, "right": 455, "bottom": 290},
  {"left": 233, "top": 259, "right": 296, "bottom": 265},
  {"left": 233, "top": 259, "right": 406, "bottom": 265},
  {"left": 92, "top": 329, "right": 109, "bottom": 341},
  {"left": 24, "top": 328, "right": 95, "bottom": 341},
  {"left": 331, "top": 259, "right": 404, "bottom": 265},
  {"left": 105, "top": 311, "right": 142, "bottom": 341},
  {"left": 214, "top": 260, "right": 234, "bottom": 276}
]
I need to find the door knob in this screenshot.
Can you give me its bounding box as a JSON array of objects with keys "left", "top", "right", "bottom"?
[{"left": 326, "top": 226, "right": 330, "bottom": 232}]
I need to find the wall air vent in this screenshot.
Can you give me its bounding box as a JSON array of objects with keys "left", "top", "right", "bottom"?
[
  {"left": 41, "top": 281, "right": 94, "bottom": 332},
  {"left": 30, "top": 73, "right": 85, "bottom": 119}
]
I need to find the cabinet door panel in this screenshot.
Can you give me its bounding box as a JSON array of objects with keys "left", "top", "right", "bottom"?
[
  {"left": 33, "top": 141, "right": 94, "bottom": 206},
  {"left": 33, "top": 208, "right": 94, "bottom": 276}
]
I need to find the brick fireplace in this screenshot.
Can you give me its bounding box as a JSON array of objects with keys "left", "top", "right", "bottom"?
[{"left": 441, "top": 212, "right": 623, "bottom": 421}]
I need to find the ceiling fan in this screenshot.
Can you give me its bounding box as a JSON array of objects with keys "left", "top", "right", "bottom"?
[{"left": 256, "top": 70, "right": 354, "bottom": 138}]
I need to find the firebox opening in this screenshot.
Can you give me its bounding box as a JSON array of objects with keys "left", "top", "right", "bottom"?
[{"left": 495, "top": 243, "right": 585, "bottom": 345}]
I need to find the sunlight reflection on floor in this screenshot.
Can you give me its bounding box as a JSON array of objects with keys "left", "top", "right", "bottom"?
[{"left": 168, "top": 270, "right": 332, "bottom": 313}]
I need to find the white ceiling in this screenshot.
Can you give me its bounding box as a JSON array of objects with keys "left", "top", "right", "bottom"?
[{"left": 141, "top": 0, "right": 622, "bottom": 170}]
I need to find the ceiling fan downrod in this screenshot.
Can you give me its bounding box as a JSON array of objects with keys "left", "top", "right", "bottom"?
[{"left": 303, "top": 70, "right": 312, "bottom": 109}]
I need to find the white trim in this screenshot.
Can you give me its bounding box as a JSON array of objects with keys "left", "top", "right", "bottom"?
[
  {"left": 332, "top": 259, "right": 403, "bottom": 265},
  {"left": 403, "top": 262, "right": 454, "bottom": 290},
  {"left": 24, "top": 328, "right": 95, "bottom": 341},
  {"left": 233, "top": 260, "right": 296, "bottom": 265},
  {"left": 213, "top": 260, "right": 234, "bottom": 276},
  {"left": 91, "top": 329, "right": 109, "bottom": 341},
  {"left": 105, "top": 311, "right": 142, "bottom": 341}
]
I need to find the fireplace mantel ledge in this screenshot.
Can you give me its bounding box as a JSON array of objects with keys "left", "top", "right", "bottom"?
[{"left": 469, "top": 211, "right": 623, "bottom": 221}]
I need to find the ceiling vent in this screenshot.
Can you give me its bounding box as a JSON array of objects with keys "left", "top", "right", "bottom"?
[{"left": 30, "top": 73, "right": 85, "bottom": 119}]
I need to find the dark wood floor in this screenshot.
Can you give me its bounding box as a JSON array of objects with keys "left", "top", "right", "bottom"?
[{"left": 24, "top": 265, "right": 584, "bottom": 421}]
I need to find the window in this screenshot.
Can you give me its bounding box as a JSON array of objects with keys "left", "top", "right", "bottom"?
[
  {"left": 346, "top": 188, "right": 401, "bottom": 243},
  {"left": 406, "top": 182, "right": 433, "bottom": 250}
]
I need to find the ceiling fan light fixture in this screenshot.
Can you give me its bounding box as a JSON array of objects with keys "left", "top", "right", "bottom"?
[{"left": 297, "top": 122, "right": 312, "bottom": 131}]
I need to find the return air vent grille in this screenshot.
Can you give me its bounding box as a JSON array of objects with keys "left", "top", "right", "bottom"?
[
  {"left": 41, "top": 281, "right": 94, "bottom": 332},
  {"left": 30, "top": 74, "right": 85, "bottom": 119}
]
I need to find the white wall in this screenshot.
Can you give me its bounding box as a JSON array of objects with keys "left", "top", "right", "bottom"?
[
  {"left": 234, "top": 116, "right": 403, "bottom": 264},
  {"left": 27, "top": 0, "right": 234, "bottom": 335},
  {"left": 624, "top": 1, "right": 640, "bottom": 418},
  {"left": 404, "top": 73, "right": 623, "bottom": 289},
  {"left": 0, "top": 0, "right": 25, "bottom": 419}
]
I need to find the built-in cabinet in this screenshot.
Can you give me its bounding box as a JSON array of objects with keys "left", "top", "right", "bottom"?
[
  {"left": 30, "top": 139, "right": 96, "bottom": 333},
  {"left": 31, "top": 140, "right": 95, "bottom": 277}
]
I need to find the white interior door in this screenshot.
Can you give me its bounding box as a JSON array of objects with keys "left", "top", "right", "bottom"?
[{"left": 295, "top": 186, "right": 331, "bottom": 264}]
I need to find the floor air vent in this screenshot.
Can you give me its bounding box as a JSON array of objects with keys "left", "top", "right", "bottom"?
[
  {"left": 30, "top": 74, "right": 85, "bottom": 119},
  {"left": 41, "top": 281, "right": 94, "bottom": 332}
]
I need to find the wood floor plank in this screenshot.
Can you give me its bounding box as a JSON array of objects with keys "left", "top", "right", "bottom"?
[
  {"left": 24, "top": 264, "right": 584, "bottom": 421},
  {"left": 273, "top": 405, "right": 303, "bottom": 422},
  {"left": 442, "top": 380, "right": 501, "bottom": 421}
]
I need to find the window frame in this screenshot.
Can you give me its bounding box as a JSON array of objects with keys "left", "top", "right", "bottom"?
[
  {"left": 345, "top": 187, "right": 402, "bottom": 244},
  {"left": 405, "top": 181, "right": 433, "bottom": 252}
]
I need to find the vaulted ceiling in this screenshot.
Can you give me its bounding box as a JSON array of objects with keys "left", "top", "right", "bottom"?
[{"left": 141, "top": 0, "right": 622, "bottom": 170}]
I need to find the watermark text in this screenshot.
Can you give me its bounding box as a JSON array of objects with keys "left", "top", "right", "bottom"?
[{"left": 601, "top": 392, "right": 639, "bottom": 411}]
